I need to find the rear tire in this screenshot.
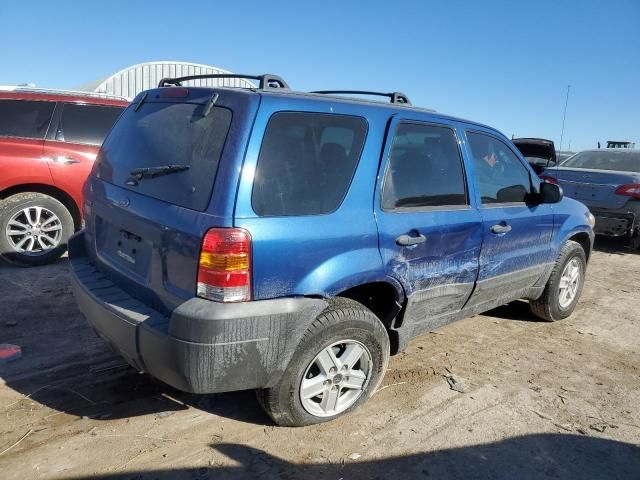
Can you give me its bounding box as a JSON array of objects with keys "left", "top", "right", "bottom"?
[
  {"left": 0, "top": 192, "right": 74, "bottom": 266},
  {"left": 257, "top": 298, "right": 390, "bottom": 427},
  {"left": 530, "top": 240, "right": 586, "bottom": 321}
]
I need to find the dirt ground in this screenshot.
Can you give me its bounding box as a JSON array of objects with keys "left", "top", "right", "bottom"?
[{"left": 0, "top": 238, "right": 638, "bottom": 479}]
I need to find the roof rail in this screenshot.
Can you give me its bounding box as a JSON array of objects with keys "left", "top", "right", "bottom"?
[
  {"left": 157, "top": 73, "right": 289, "bottom": 90},
  {"left": 0, "top": 85, "right": 128, "bottom": 101},
  {"left": 310, "top": 90, "right": 412, "bottom": 105}
]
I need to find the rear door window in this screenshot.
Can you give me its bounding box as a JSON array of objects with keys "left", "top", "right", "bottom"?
[
  {"left": 96, "top": 102, "right": 232, "bottom": 212},
  {"left": 0, "top": 99, "right": 55, "bottom": 139},
  {"left": 381, "top": 123, "right": 467, "bottom": 209},
  {"left": 56, "top": 103, "right": 124, "bottom": 145},
  {"left": 252, "top": 112, "right": 367, "bottom": 216}
]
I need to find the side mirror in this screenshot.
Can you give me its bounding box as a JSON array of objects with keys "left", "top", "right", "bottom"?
[{"left": 540, "top": 181, "right": 563, "bottom": 204}]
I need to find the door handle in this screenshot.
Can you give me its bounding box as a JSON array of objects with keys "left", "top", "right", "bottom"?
[
  {"left": 396, "top": 233, "right": 426, "bottom": 246},
  {"left": 491, "top": 223, "right": 512, "bottom": 234},
  {"left": 49, "top": 156, "right": 80, "bottom": 165}
]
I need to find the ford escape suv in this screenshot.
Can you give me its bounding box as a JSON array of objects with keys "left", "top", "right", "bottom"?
[
  {"left": 69, "top": 74, "right": 595, "bottom": 426},
  {"left": 0, "top": 86, "right": 128, "bottom": 265}
]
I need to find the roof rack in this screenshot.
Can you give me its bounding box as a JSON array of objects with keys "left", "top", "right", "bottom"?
[
  {"left": 157, "top": 73, "right": 289, "bottom": 90},
  {"left": 0, "top": 85, "right": 128, "bottom": 101},
  {"left": 310, "top": 90, "right": 412, "bottom": 105}
]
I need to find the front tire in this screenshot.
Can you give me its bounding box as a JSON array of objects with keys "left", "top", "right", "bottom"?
[
  {"left": 530, "top": 240, "right": 587, "bottom": 321},
  {"left": 258, "top": 298, "right": 390, "bottom": 427},
  {"left": 0, "top": 192, "right": 74, "bottom": 266}
]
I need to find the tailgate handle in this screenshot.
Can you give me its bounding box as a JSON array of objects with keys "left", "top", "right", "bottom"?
[
  {"left": 396, "top": 233, "right": 426, "bottom": 246},
  {"left": 491, "top": 223, "right": 512, "bottom": 234}
]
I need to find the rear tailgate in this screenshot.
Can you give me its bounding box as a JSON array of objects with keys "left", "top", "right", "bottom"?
[
  {"left": 83, "top": 88, "right": 259, "bottom": 315},
  {"left": 550, "top": 167, "right": 640, "bottom": 209}
]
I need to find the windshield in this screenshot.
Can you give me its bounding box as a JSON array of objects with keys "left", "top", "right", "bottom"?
[
  {"left": 95, "top": 101, "right": 232, "bottom": 211},
  {"left": 561, "top": 151, "right": 640, "bottom": 173}
]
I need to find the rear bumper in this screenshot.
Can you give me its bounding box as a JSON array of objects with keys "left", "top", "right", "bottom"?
[
  {"left": 68, "top": 232, "right": 327, "bottom": 394},
  {"left": 590, "top": 208, "right": 638, "bottom": 237}
]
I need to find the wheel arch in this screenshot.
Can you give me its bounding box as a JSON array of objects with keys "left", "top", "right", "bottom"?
[
  {"left": 567, "top": 231, "right": 592, "bottom": 261},
  {"left": 335, "top": 278, "right": 406, "bottom": 355}
]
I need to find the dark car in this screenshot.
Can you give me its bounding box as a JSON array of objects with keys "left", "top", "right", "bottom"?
[
  {"left": 541, "top": 149, "right": 640, "bottom": 248},
  {"left": 68, "top": 73, "right": 594, "bottom": 426},
  {"left": 513, "top": 138, "right": 557, "bottom": 174},
  {"left": 0, "top": 86, "right": 128, "bottom": 265}
]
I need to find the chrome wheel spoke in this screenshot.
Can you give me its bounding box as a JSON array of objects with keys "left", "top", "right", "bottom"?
[
  {"left": 15, "top": 236, "right": 31, "bottom": 250},
  {"left": 8, "top": 219, "right": 29, "bottom": 232},
  {"left": 316, "top": 348, "right": 341, "bottom": 376},
  {"left": 320, "top": 386, "right": 341, "bottom": 413},
  {"left": 26, "top": 207, "right": 41, "bottom": 226},
  {"left": 342, "top": 370, "right": 366, "bottom": 390},
  {"left": 301, "top": 375, "right": 328, "bottom": 400},
  {"left": 40, "top": 215, "right": 58, "bottom": 228},
  {"left": 41, "top": 223, "right": 62, "bottom": 233},
  {"left": 340, "top": 343, "right": 365, "bottom": 370}
]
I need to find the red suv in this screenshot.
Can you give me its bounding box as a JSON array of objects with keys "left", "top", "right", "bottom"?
[{"left": 0, "top": 87, "right": 128, "bottom": 265}]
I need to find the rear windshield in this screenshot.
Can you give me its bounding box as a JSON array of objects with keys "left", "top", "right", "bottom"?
[
  {"left": 96, "top": 102, "right": 232, "bottom": 211},
  {"left": 252, "top": 112, "right": 367, "bottom": 216},
  {"left": 562, "top": 151, "right": 640, "bottom": 173}
]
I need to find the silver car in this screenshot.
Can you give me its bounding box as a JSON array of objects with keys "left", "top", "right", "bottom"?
[{"left": 541, "top": 149, "right": 640, "bottom": 248}]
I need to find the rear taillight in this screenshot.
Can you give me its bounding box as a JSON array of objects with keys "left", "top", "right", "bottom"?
[
  {"left": 197, "top": 228, "right": 251, "bottom": 303},
  {"left": 539, "top": 175, "right": 558, "bottom": 184},
  {"left": 614, "top": 184, "right": 640, "bottom": 200}
]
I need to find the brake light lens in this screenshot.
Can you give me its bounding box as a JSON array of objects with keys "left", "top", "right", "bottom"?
[
  {"left": 197, "top": 228, "right": 251, "bottom": 302},
  {"left": 539, "top": 175, "right": 558, "bottom": 184},
  {"left": 614, "top": 184, "right": 640, "bottom": 200},
  {"left": 159, "top": 87, "right": 189, "bottom": 97}
]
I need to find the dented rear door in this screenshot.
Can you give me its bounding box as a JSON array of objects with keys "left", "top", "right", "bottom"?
[{"left": 375, "top": 117, "right": 482, "bottom": 332}]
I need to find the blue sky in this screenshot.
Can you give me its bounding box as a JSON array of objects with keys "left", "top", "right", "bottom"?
[{"left": 1, "top": 0, "right": 638, "bottom": 151}]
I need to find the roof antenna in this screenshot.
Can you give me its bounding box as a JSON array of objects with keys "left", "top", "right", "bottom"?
[
  {"left": 558, "top": 85, "right": 570, "bottom": 158},
  {"left": 556, "top": 84, "right": 570, "bottom": 174}
]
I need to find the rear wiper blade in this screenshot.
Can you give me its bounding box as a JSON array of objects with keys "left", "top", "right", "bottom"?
[{"left": 130, "top": 164, "right": 190, "bottom": 180}]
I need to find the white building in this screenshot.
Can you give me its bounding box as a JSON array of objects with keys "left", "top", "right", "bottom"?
[{"left": 77, "top": 61, "right": 254, "bottom": 100}]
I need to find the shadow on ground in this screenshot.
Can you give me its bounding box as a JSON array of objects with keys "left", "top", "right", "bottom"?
[
  {"left": 593, "top": 235, "right": 638, "bottom": 255},
  {"left": 65, "top": 435, "right": 640, "bottom": 480}
]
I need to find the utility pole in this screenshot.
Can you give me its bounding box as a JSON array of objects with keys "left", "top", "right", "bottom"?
[{"left": 558, "top": 85, "right": 570, "bottom": 154}]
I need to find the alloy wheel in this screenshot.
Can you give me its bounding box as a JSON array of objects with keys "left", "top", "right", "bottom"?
[
  {"left": 558, "top": 258, "right": 581, "bottom": 308},
  {"left": 5, "top": 206, "right": 63, "bottom": 255},
  {"left": 299, "top": 340, "right": 372, "bottom": 417}
]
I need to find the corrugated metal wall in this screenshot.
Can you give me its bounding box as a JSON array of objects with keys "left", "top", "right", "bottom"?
[{"left": 91, "top": 62, "right": 255, "bottom": 99}]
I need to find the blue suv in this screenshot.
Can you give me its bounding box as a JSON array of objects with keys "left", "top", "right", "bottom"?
[{"left": 69, "top": 74, "right": 595, "bottom": 426}]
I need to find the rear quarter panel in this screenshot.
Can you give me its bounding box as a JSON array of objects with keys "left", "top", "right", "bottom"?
[{"left": 234, "top": 96, "right": 394, "bottom": 300}]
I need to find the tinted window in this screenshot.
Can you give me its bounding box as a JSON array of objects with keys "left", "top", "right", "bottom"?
[
  {"left": 96, "top": 102, "right": 232, "bottom": 212},
  {"left": 467, "top": 132, "right": 532, "bottom": 204},
  {"left": 562, "top": 150, "right": 640, "bottom": 173},
  {"left": 252, "top": 112, "right": 367, "bottom": 216},
  {"left": 57, "top": 103, "right": 124, "bottom": 145},
  {"left": 0, "top": 100, "right": 54, "bottom": 139},
  {"left": 382, "top": 123, "right": 467, "bottom": 209}
]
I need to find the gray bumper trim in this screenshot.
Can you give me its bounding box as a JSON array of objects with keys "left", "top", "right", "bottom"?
[{"left": 68, "top": 232, "right": 327, "bottom": 394}]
